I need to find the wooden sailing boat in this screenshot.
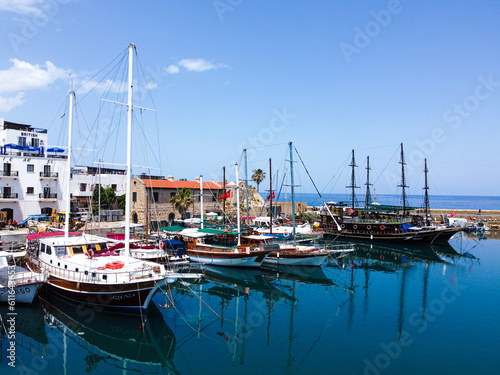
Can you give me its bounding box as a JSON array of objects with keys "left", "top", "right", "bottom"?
[
  {"left": 25, "top": 44, "right": 202, "bottom": 313},
  {"left": 320, "top": 144, "right": 462, "bottom": 244}
]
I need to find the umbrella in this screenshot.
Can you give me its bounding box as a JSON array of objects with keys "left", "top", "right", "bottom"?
[
  {"left": 22, "top": 145, "right": 40, "bottom": 151},
  {"left": 4, "top": 143, "right": 23, "bottom": 150},
  {"left": 47, "top": 147, "right": 65, "bottom": 153}
]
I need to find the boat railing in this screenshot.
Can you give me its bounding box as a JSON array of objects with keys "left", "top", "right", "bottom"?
[
  {"left": 1, "top": 269, "right": 48, "bottom": 286},
  {"left": 31, "top": 256, "right": 163, "bottom": 284}
]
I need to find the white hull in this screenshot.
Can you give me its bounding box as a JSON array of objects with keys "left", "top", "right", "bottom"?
[
  {"left": 188, "top": 254, "right": 262, "bottom": 268},
  {"left": 262, "top": 253, "right": 329, "bottom": 267},
  {"left": 0, "top": 282, "right": 44, "bottom": 304}
]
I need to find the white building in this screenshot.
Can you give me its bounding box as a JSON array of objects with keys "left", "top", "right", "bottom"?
[{"left": 0, "top": 119, "right": 127, "bottom": 222}]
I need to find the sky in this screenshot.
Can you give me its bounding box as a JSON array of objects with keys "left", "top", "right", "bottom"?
[{"left": 0, "top": 0, "right": 499, "bottom": 198}]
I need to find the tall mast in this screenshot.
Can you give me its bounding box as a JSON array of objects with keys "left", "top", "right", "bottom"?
[
  {"left": 269, "top": 158, "right": 273, "bottom": 235},
  {"left": 235, "top": 163, "right": 241, "bottom": 246},
  {"left": 64, "top": 91, "right": 75, "bottom": 239},
  {"left": 364, "top": 156, "right": 372, "bottom": 208},
  {"left": 223, "top": 166, "right": 226, "bottom": 225},
  {"left": 398, "top": 143, "right": 408, "bottom": 215},
  {"left": 289, "top": 142, "right": 296, "bottom": 245},
  {"left": 346, "top": 149, "right": 359, "bottom": 211},
  {"left": 244, "top": 149, "right": 249, "bottom": 227},
  {"left": 423, "top": 159, "right": 430, "bottom": 225},
  {"left": 200, "top": 175, "right": 204, "bottom": 229},
  {"left": 124, "top": 43, "right": 134, "bottom": 262}
]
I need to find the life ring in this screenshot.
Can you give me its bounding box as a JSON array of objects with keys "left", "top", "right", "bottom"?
[
  {"left": 367, "top": 225, "right": 372, "bottom": 230},
  {"left": 160, "top": 240, "right": 164, "bottom": 250},
  {"left": 380, "top": 225, "right": 386, "bottom": 231},
  {"left": 315, "top": 228, "right": 323, "bottom": 232},
  {"left": 86, "top": 249, "right": 94, "bottom": 259},
  {"left": 341, "top": 224, "right": 345, "bottom": 229},
  {"left": 380, "top": 255, "right": 385, "bottom": 260},
  {"left": 284, "top": 231, "right": 292, "bottom": 238},
  {"left": 189, "top": 223, "right": 194, "bottom": 228},
  {"left": 353, "top": 224, "right": 358, "bottom": 230},
  {"left": 209, "top": 217, "right": 214, "bottom": 223},
  {"left": 225, "top": 225, "right": 231, "bottom": 232}
]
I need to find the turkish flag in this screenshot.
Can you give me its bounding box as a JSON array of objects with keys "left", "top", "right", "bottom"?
[
  {"left": 267, "top": 192, "right": 275, "bottom": 201},
  {"left": 451, "top": 211, "right": 456, "bottom": 217},
  {"left": 219, "top": 190, "right": 231, "bottom": 200}
]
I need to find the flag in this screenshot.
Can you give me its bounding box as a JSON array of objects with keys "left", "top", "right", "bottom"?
[
  {"left": 451, "top": 211, "right": 456, "bottom": 217},
  {"left": 219, "top": 190, "right": 231, "bottom": 200},
  {"left": 469, "top": 216, "right": 474, "bottom": 221},
  {"left": 60, "top": 113, "right": 65, "bottom": 119},
  {"left": 267, "top": 191, "right": 275, "bottom": 201}
]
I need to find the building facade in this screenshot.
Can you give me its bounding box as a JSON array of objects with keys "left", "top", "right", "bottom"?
[{"left": 130, "top": 176, "right": 223, "bottom": 227}]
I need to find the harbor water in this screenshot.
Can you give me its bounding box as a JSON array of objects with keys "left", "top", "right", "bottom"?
[{"left": 1, "top": 233, "right": 499, "bottom": 375}]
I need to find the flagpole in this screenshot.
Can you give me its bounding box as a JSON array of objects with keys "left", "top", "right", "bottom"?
[{"left": 235, "top": 163, "right": 241, "bottom": 246}]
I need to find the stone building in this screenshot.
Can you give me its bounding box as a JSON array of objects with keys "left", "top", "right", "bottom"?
[{"left": 130, "top": 175, "right": 223, "bottom": 227}]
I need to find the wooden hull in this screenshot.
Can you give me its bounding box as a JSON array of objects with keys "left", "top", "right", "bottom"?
[
  {"left": 186, "top": 249, "right": 271, "bottom": 268},
  {"left": 26, "top": 258, "right": 171, "bottom": 313},
  {"left": 324, "top": 226, "right": 462, "bottom": 245}
]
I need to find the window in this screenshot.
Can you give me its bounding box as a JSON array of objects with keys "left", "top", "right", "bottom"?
[
  {"left": 132, "top": 192, "right": 137, "bottom": 202},
  {"left": 80, "top": 183, "right": 86, "bottom": 192},
  {"left": 55, "top": 246, "right": 66, "bottom": 257},
  {"left": 32, "top": 138, "right": 39, "bottom": 147},
  {"left": 27, "top": 187, "right": 34, "bottom": 194},
  {"left": 153, "top": 192, "right": 159, "bottom": 203},
  {"left": 111, "top": 184, "right": 117, "bottom": 191},
  {"left": 170, "top": 192, "right": 176, "bottom": 199},
  {"left": 18, "top": 137, "right": 27, "bottom": 147},
  {"left": 27, "top": 164, "right": 34, "bottom": 172}
]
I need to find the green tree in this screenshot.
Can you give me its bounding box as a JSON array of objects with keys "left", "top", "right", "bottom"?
[
  {"left": 251, "top": 169, "right": 266, "bottom": 192},
  {"left": 170, "top": 188, "right": 194, "bottom": 219},
  {"left": 92, "top": 185, "right": 117, "bottom": 216}
]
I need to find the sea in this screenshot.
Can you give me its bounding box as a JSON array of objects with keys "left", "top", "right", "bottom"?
[
  {"left": 263, "top": 193, "right": 500, "bottom": 210},
  {"left": 1, "top": 233, "right": 499, "bottom": 375}
]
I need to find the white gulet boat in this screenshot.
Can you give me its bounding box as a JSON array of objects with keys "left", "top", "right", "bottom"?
[{"left": 25, "top": 44, "right": 202, "bottom": 313}]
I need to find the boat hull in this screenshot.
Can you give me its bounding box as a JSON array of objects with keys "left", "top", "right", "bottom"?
[
  {"left": 0, "top": 281, "right": 44, "bottom": 304},
  {"left": 263, "top": 252, "right": 329, "bottom": 267},
  {"left": 186, "top": 249, "right": 270, "bottom": 268}
]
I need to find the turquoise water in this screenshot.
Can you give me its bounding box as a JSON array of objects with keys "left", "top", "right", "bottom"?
[
  {"left": 262, "top": 193, "right": 500, "bottom": 210},
  {"left": 1, "top": 234, "right": 499, "bottom": 374}
]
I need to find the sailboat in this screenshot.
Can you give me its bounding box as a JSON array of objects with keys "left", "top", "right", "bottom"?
[
  {"left": 182, "top": 163, "right": 272, "bottom": 267},
  {"left": 261, "top": 142, "right": 352, "bottom": 267},
  {"left": 320, "top": 144, "right": 462, "bottom": 245},
  {"left": 25, "top": 44, "right": 202, "bottom": 313}
]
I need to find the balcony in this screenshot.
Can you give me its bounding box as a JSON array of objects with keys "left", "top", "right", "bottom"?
[
  {"left": 0, "top": 170, "right": 19, "bottom": 178},
  {"left": 39, "top": 193, "right": 57, "bottom": 200},
  {"left": 0, "top": 193, "right": 18, "bottom": 202},
  {"left": 40, "top": 172, "right": 58, "bottom": 179}
]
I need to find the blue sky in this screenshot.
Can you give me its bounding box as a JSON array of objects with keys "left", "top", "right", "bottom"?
[{"left": 1, "top": 0, "right": 499, "bottom": 198}]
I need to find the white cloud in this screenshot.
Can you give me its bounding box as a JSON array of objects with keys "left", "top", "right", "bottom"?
[
  {"left": 178, "top": 58, "right": 225, "bottom": 72},
  {"left": 0, "top": 92, "right": 25, "bottom": 112},
  {"left": 0, "top": 58, "right": 69, "bottom": 94},
  {"left": 0, "top": 58, "right": 69, "bottom": 112},
  {"left": 165, "top": 64, "right": 180, "bottom": 74},
  {"left": 0, "top": 0, "right": 46, "bottom": 16}
]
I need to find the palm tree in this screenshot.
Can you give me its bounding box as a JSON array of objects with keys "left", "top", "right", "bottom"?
[
  {"left": 170, "top": 188, "right": 194, "bottom": 219},
  {"left": 251, "top": 169, "right": 266, "bottom": 192}
]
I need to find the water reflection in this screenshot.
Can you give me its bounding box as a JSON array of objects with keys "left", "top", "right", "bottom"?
[{"left": 1, "top": 236, "right": 486, "bottom": 375}]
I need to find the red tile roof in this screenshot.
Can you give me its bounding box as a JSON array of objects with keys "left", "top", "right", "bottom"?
[{"left": 142, "top": 179, "right": 222, "bottom": 190}]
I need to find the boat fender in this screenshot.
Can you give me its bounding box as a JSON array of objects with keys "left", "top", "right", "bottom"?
[
  {"left": 160, "top": 240, "right": 164, "bottom": 250},
  {"left": 86, "top": 249, "right": 94, "bottom": 259},
  {"left": 341, "top": 224, "right": 345, "bottom": 229},
  {"left": 353, "top": 225, "right": 358, "bottom": 230},
  {"left": 380, "top": 255, "right": 385, "bottom": 260},
  {"left": 367, "top": 225, "right": 371, "bottom": 230},
  {"left": 380, "top": 225, "right": 386, "bottom": 231}
]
